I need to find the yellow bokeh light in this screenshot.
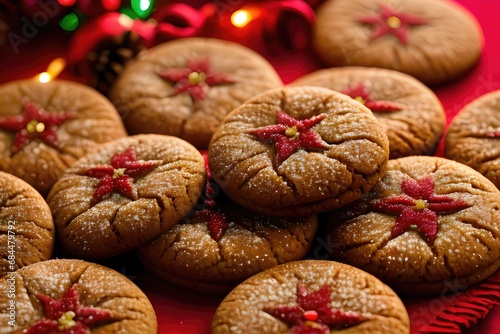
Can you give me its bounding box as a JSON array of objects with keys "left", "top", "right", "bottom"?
[
  {"left": 38, "top": 72, "right": 51, "bottom": 83},
  {"left": 36, "top": 58, "right": 67, "bottom": 83},
  {"left": 231, "top": 10, "right": 252, "bottom": 28}
]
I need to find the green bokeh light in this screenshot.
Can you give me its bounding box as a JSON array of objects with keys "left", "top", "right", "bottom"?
[
  {"left": 131, "top": 0, "right": 155, "bottom": 19},
  {"left": 59, "top": 13, "right": 79, "bottom": 32}
]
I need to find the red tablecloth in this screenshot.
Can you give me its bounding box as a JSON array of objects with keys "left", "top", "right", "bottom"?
[{"left": 1, "top": 1, "right": 500, "bottom": 333}]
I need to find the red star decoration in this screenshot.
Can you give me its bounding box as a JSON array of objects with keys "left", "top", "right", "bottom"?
[
  {"left": 485, "top": 130, "right": 500, "bottom": 137},
  {"left": 371, "top": 176, "right": 470, "bottom": 243},
  {"left": 263, "top": 283, "right": 365, "bottom": 333},
  {"left": 341, "top": 83, "right": 402, "bottom": 113},
  {"left": 249, "top": 111, "right": 327, "bottom": 165},
  {"left": 0, "top": 100, "right": 76, "bottom": 153},
  {"left": 187, "top": 152, "right": 228, "bottom": 241},
  {"left": 189, "top": 205, "right": 228, "bottom": 241},
  {"left": 26, "top": 284, "right": 113, "bottom": 334},
  {"left": 157, "top": 58, "right": 235, "bottom": 100},
  {"left": 87, "top": 147, "right": 162, "bottom": 204},
  {"left": 357, "top": 4, "right": 427, "bottom": 45}
]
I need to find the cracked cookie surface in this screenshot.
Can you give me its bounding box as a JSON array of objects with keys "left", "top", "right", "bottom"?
[
  {"left": 326, "top": 156, "right": 500, "bottom": 294},
  {"left": 313, "top": 0, "right": 483, "bottom": 85},
  {"left": 211, "top": 260, "right": 410, "bottom": 334},
  {"left": 445, "top": 90, "right": 500, "bottom": 189},
  {"left": 290, "top": 66, "right": 445, "bottom": 159},
  {"left": 208, "top": 86, "right": 389, "bottom": 217},
  {"left": 137, "top": 152, "right": 317, "bottom": 294},
  {"left": 0, "top": 79, "right": 127, "bottom": 196},
  {"left": 0, "top": 259, "right": 157, "bottom": 333},
  {"left": 47, "top": 134, "right": 206, "bottom": 259},
  {"left": 110, "top": 37, "right": 283, "bottom": 149},
  {"left": 0, "top": 171, "right": 54, "bottom": 277}
]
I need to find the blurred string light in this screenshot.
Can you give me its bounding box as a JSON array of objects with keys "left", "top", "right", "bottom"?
[
  {"left": 37, "top": 58, "right": 67, "bottom": 83},
  {"left": 231, "top": 9, "right": 252, "bottom": 28},
  {"left": 57, "top": 0, "right": 156, "bottom": 31},
  {"left": 38, "top": 72, "right": 51, "bottom": 83}
]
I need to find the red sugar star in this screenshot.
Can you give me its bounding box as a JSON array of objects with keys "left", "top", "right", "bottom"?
[
  {"left": 357, "top": 4, "right": 427, "bottom": 44},
  {"left": 26, "top": 284, "right": 113, "bottom": 334},
  {"left": 157, "top": 58, "right": 235, "bottom": 100},
  {"left": 250, "top": 111, "right": 327, "bottom": 165},
  {"left": 190, "top": 206, "right": 228, "bottom": 241},
  {"left": 371, "top": 176, "right": 470, "bottom": 243},
  {"left": 0, "top": 100, "right": 76, "bottom": 153},
  {"left": 264, "top": 283, "right": 364, "bottom": 333},
  {"left": 485, "top": 130, "right": 500, "bottom": 137},
  {"left": 341, "top": 83, "right": 402, "bottom": 113},
  {"left": 187, "top": 151, "right": 228, "bottom": 241},
  {"left": 87, "top": 147, "right": 162, "bottom": 204}
]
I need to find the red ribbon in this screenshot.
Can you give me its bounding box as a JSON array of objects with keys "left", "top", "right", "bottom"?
[
  {"left": 417, "top": 271, "right": 500, "bottom": 333},
  {"left": 67, "top": 3, "right": 216, "bottom": 62},
  {"left": 262, "top": 0, "right": 316, "bottom": 51},
  {"left": 77, "top": 0, "right": 121, "bottom": 15},
  {"left": 151, "top": 3, "right": 215, "bottom": 40},
  {"left": 66, "top": 1, "right": 316, "bottom": 67}
]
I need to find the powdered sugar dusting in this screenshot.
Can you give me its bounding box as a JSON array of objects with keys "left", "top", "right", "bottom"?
[
  {"left": 212, "top": 260, "right": 408, "bottom": 333},
  {"left": 327, "top": 156, "right": 500, "bottom": 294},
  {"left": 0, "top": 259, "right": 157, "bottom": 332},
  {"left": 209, "top": 86, "right": 389, "bottom": 216},
  {"left": 138, "top": 199, "right": 317, "bottom": 290},
  {"left": 47, "top": 134, "right": 205, "bottom": 259}
]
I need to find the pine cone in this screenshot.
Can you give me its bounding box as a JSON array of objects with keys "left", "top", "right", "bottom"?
[{"left": 75, "top": 31, "right": 146, "bottom": 96}]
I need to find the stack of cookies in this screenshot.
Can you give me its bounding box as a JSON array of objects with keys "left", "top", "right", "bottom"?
[
  {"left": 0, "top": 0, "right": 497, "bottom": 332},
  {"left": 0, "top": 37, "right": 295, "bottom": 333}
]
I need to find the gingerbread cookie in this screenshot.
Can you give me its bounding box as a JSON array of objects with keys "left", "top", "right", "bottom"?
[
  {"left": 326, "top": 156, "right": 500, "bottom": 295},
  {"left": 47, "top": 134, "right": 206, "bottom": 259},
  {"left": 290, "top": 66, "right": 445, "bottom": 158},
  {"left": 0, "top": 259, "right": 157, "bottom": 333},
  {"left": 137, "top": 152, "right": 318, "bottom": 294},
  {"left": 110, "top": 37, "right": 283, "bottom": 149},
  {"left": 211, "top": 260, "right": 410, "bottom": 333},
  {"left": 0, "top": 171, "right": 54, "bottom": 277},
  {"left": 0, "top": 79, "right": 127, "bottom": 195},
  {"left": 313, "top": 0, "right": 483, "bottom": 85},
  {"left": 445, "top": 90, "right": 500, "bottom": 189},
  {"left": 208, "top": 86, "right": 389, "bottom": 217}
]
